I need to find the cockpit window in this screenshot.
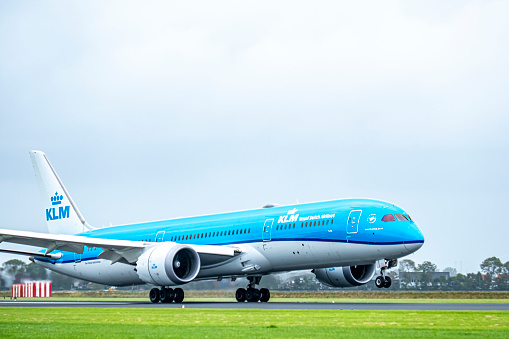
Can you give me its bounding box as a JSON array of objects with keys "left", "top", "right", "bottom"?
[
  {"left": 382, "top": 214, "right": 396, "bottom": 222},
  {"left": 407, "top": 214, "right": 412, "bottom": 221},
  {"left": 395, "top": 214, "right": 409, "bottom": 221}
]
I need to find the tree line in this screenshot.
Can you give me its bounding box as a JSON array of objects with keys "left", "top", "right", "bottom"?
[
  {"left": 1, "top": 256, "right": 507, "bottom": 291},
  {"left": 396, "top": 256, "right": 509, "bottom": 291}
]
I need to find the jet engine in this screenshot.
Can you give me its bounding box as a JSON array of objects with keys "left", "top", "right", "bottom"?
[
  {"left": 313, "top": 263, "right": 376, "bottom": 288},
  {"left": 136, "top": 243, "right": 201, "bottom": 286}
]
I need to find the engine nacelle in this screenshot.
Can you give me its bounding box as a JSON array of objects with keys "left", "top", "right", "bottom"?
[
  {"left": 136, "top": 243, "right": 201, "bottom": 286},
  {"left": 313, "top": 263, "right": 376, "bottom": 288}
]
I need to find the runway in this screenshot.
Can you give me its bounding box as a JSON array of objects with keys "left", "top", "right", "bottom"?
[{"left": 1, "top": 300, "right": 508, "bottom": 311}]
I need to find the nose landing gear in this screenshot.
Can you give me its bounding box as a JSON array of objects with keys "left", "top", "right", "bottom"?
[
  {"left": 375, "top": 275, "right": 391, "bottom": 288},
  {"left": 374, "top": 259, "right": 394, "bottom": 289},
  {"left": 235, "top": 276, "right": 271, "bottom": 302}
]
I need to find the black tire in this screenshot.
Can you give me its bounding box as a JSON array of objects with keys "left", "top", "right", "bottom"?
[
  {"left": 253, "top": 288, "right": 261, "bottom": 301},
  {"left": 246, "top": 288, "right": 260, "bottom": 302},
  {"left": 375, "top": 276, "right": 385, "bottom": 288},
  {"left": 174, "top": 287, "right": 185, "bottom": 303},
  {"left": 384, "top": 276, "right": 392, "bottom": 288},
  {"left": 259, "top": 288, "right": 270, "bottom": 302},
  {"left": 160, "top": 288, "right": 174, "bottom": 303},
  {"left": 149, "top": 288, "right": 160, "bottom": 303},
  {"left": 235, "top": 288, "right": 246, "bottom": 302}
]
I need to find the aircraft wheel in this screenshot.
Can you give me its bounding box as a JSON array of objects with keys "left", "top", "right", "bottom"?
[
  {"left": 375, "top": 276, "right": 385, "bottom": 288},
  {"left": 383, "top": 276, "right": 392, "bottom": 288},
  {"left": 174, "top": 288, "right": 185, "bottom": 303},
  {"left": 259, "top": 288, "right": 270, "bottom": 302},
  {"left": 149, "top": 288, "right": 160, "bottom": 303},
  {"left": 235, "top": 288, "right": 246, "bottom": 302},
  {"left": 160, "top": 288, "right": 174, "bottom": 303},
  {"left": 246, "top": 288, "right": 260, "bottom": 302}
]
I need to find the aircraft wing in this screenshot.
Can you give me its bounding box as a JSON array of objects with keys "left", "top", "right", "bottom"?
[{"left": 0, "top": 228, "right": 239, "bottom": 265}]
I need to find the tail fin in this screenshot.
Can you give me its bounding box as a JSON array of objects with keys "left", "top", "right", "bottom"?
[{"left": 29, "top": 150, "right": 94, "bottom": 235}]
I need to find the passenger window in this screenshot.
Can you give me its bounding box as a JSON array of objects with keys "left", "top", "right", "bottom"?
[
  {"left": 395, "top": 214, "right": 409, "bottom": 221},
  {"left": 382, "top": 214, "right": 396, "bottom": 222},
  {"left": 331, "top": 219, "right": 333, "bottom": 224},
  {"left": 326, "top": 220, "right": 329, "bottom": 225},
  {"left": 284, "top": 225, "right": 287, "bottom": 230},
  {"left": 301, "top": 222, "right": 303, "bottom": 228},
  {"left": 228, "top": 230, "right": 231, "bottom": 235},
  {"left": 248, "top": 228, "right": 251, "bottom": 233},
  {"left": 240, "top": 229, "right": 243, "bottom": 234},
  {"left": 314, "top": 221, "right": 316, "bottom": 226},
  {"left": 293, "top": 223, "right": 295, "bottom": 229}
]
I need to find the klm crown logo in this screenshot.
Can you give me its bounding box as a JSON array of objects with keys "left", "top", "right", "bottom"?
[
  {"left": 51, "top": 192, "right": 63, "bottom": 205},
  {"left": 46, "top": 191, "right": 70, "bottom": 221}
]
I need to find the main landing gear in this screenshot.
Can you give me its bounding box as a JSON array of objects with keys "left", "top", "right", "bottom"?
[
  {"left": 235, "top": 276, "right": 270, "bottom": 302},
  {"left": 149, "top": 287, "right": 185, "bottom": 303}
]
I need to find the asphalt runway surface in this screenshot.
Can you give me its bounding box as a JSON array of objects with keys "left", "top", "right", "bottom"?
[{"left": 0, "top": 300, "right": 508, "bottom": 311}]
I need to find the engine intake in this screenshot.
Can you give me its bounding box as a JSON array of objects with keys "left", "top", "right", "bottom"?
[
  {"left": 136, "top": 243, "right": 201, "bottom": 286},
  {"left": 313, "top": 263, "right": 376, "bottom": 288}
]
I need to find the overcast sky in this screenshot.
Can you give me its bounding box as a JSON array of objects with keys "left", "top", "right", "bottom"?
[{"left": 1, "top": 1, "right": 508, "bottom": 274}]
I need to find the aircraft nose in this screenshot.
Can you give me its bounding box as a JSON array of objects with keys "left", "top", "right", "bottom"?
[
  {"left": 404, "top": 242, "right": 423, "bottom": 253},
  {"left": 404, "top": 223, "right": 424, "bottom": 253}
]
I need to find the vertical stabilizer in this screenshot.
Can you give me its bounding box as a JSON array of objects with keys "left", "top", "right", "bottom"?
[{"left": 29, "top": 150, "right": 93, "bottom": 235}]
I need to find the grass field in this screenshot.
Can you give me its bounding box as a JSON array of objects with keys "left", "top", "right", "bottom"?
[
  {"left": 0, "top": 308, "right": 507, "bottom": 338},
  {"left": 3, "top": 290, "right": 508, "bottom": 300},
  {"left": 2, "top": 290, "right": 508, "bottom": 303},
  {"left": 4, "top": 297, "right": 509, "bottom": 303}
]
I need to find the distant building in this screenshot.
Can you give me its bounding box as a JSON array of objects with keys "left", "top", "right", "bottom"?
[{"left": 399, "top": 271, "right": 450, "bottom": 288}]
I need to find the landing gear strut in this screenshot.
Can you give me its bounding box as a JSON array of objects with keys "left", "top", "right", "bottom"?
[
  {"left": 235, "top": 276, "right": 270, "bottom": 303},
  {"left": 149, "top": 287, "right": 185, "bottom": 303}
]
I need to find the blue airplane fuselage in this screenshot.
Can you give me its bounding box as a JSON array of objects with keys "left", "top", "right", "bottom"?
[{"left": 40, "top": 198, "right": 424, "bottom": 282}]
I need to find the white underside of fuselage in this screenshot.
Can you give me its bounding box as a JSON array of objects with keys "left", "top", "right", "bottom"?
[{"left": 37, "top": 241, "right": 415, "bottom": 286}]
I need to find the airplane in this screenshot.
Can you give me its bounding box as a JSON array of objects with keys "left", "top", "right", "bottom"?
[{"left": 0, "top": 151, "right": 424, "bottom": 303}]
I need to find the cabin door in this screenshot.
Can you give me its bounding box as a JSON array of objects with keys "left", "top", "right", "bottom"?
[
  {"left": 347, "top": 209, "right": 362, "bottom": 234},
  {"left": 262, "top": 218, "right": 274, "bottom": 242},
  {"left": 156, "top": 231, "right": 165, "bottom": 242}
]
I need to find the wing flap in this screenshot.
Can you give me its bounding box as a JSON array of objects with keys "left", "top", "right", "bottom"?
[
  {"left": 0, "top": 228, "right": 146, "bottom": 264},
  {"left": 0, "top": 228, "right": 241, "bottom": 266}
]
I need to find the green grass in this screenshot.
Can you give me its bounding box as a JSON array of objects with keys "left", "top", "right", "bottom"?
[
  {"left": 5, "top": 297, "right": 509, "bottom": 303},
  {"left": 4, "top": 290, "right": 508, "bottom": 300},
  {"left": 0, "top": 308, "right": 507, "bottom": 338}
]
